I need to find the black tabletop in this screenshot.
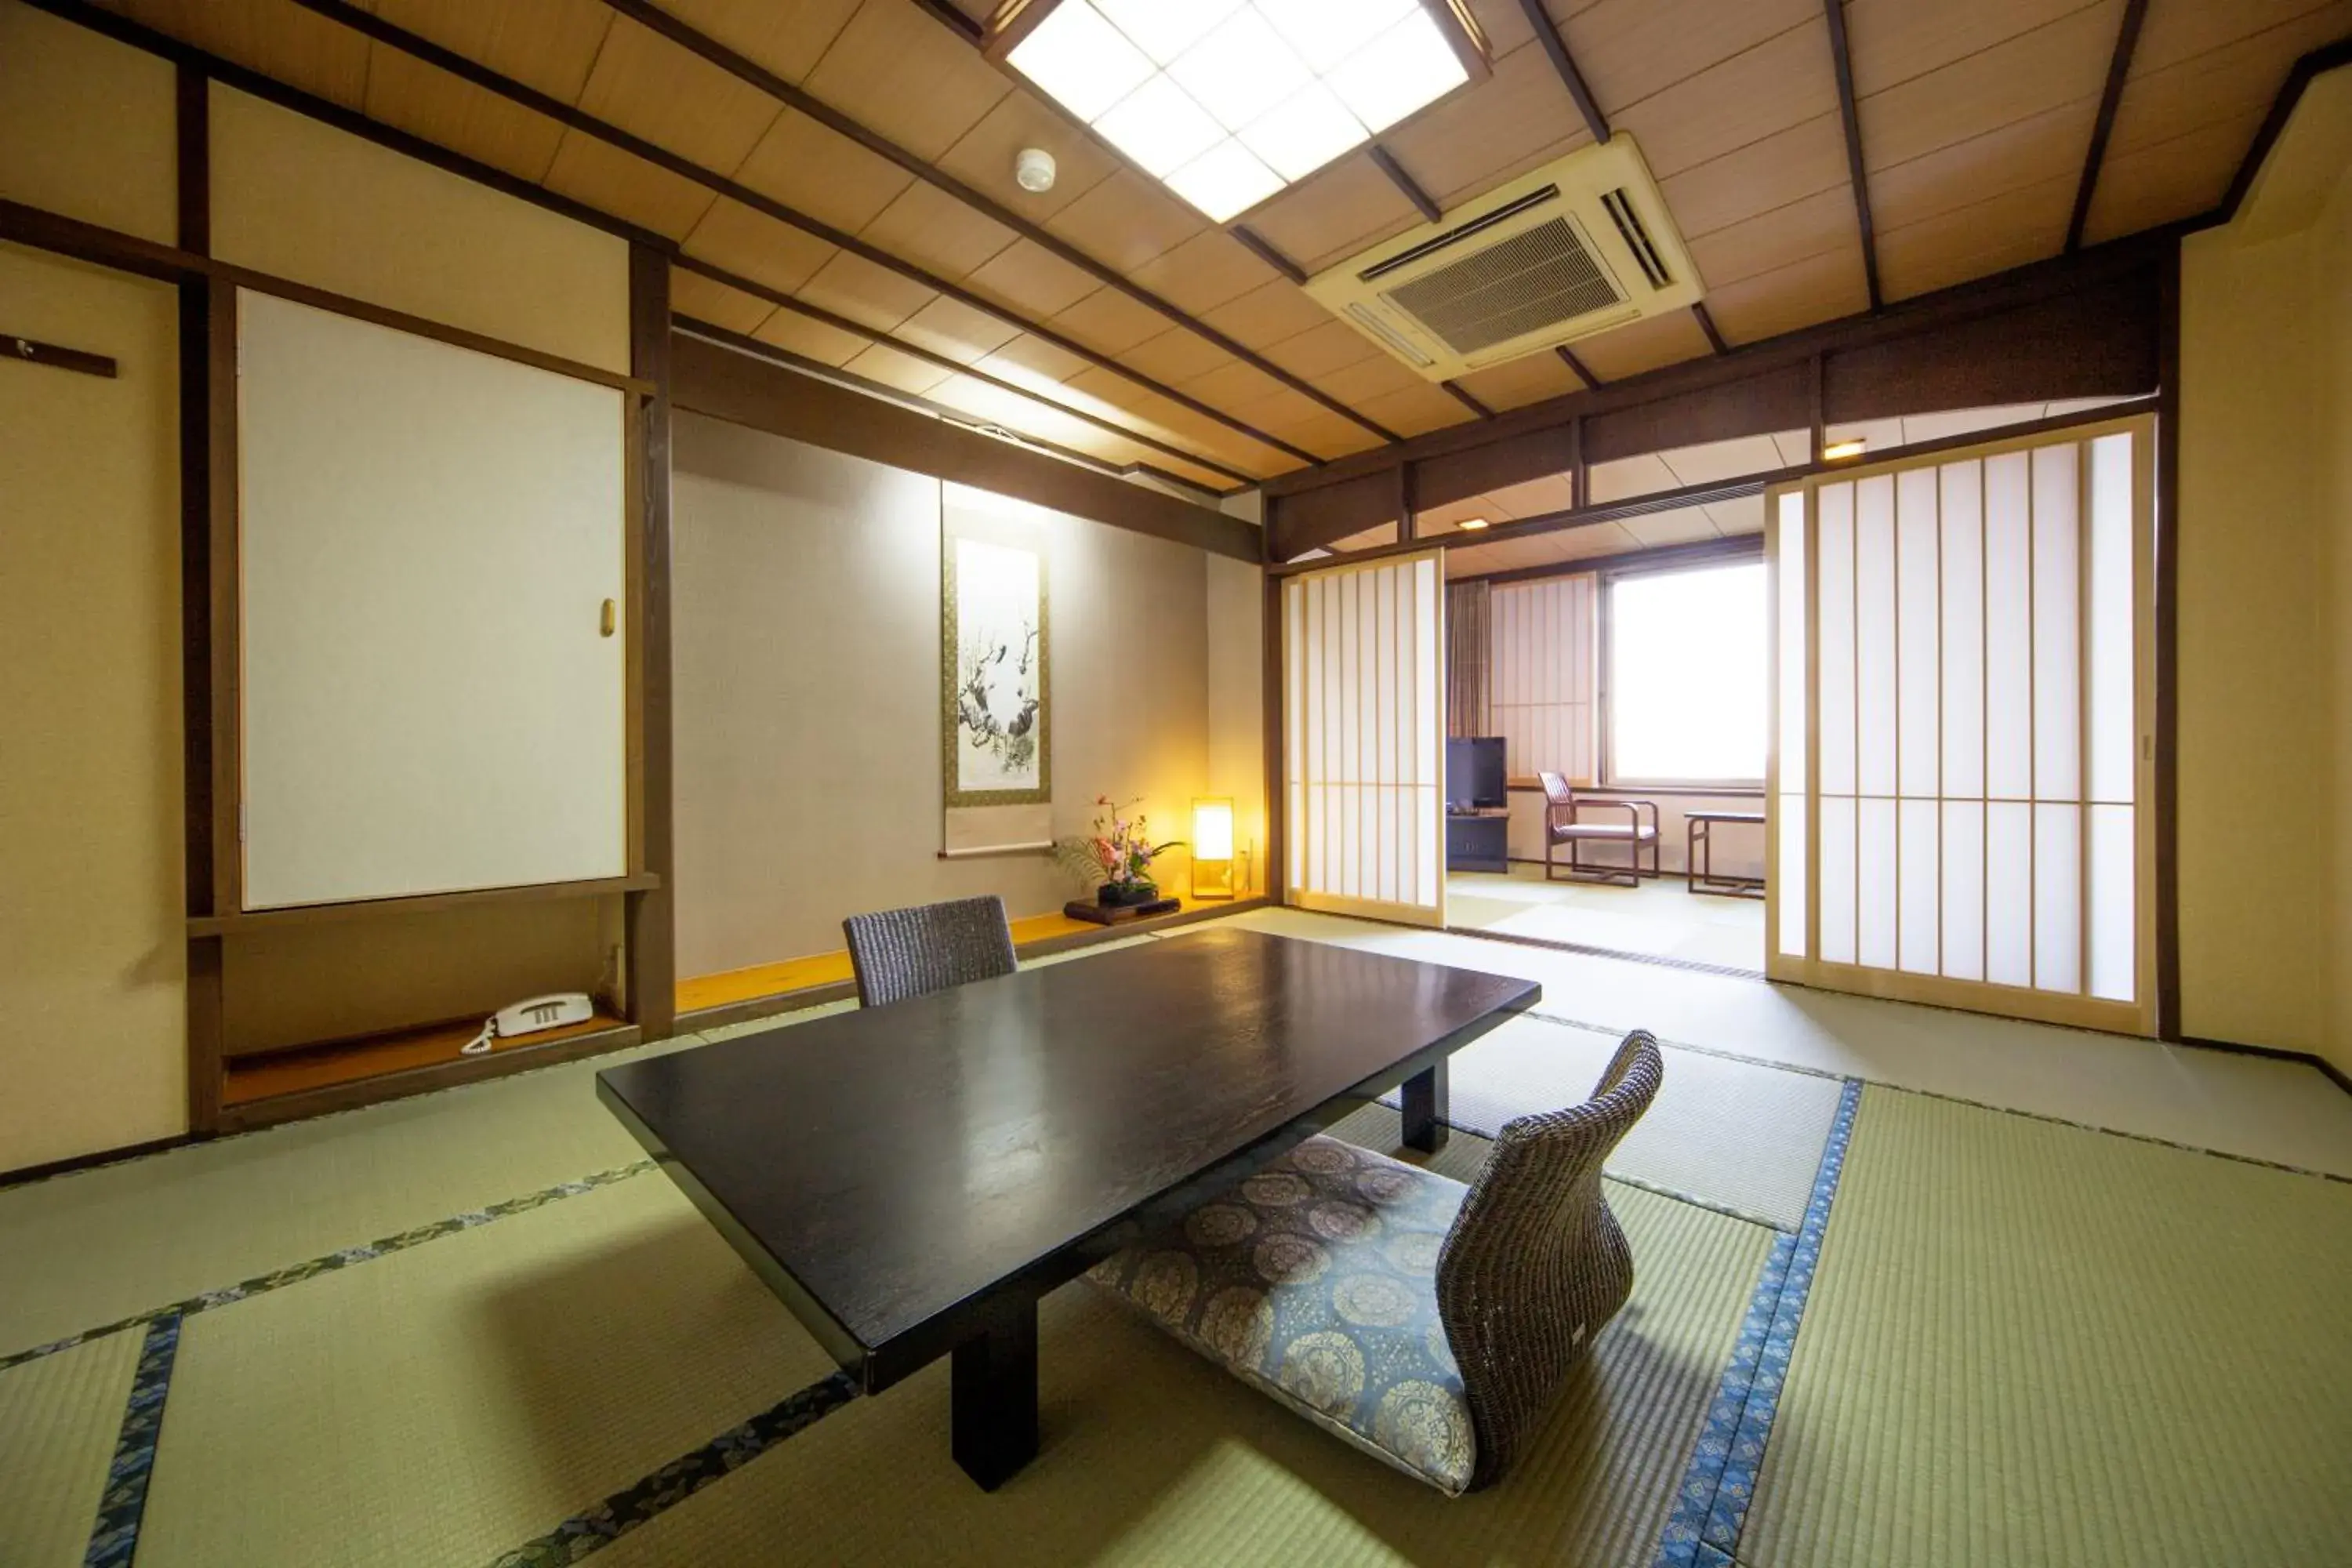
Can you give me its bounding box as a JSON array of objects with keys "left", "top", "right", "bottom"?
[{"left": 597, "top": 926, "right": 1538, "bottom": 1388}]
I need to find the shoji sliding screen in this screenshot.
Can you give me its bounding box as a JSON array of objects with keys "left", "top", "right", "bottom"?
[
  {"left": 1283, "top": 552, "right": 1447, "bottom": 927},
  {"left": 1768, "top": 416, "right": 2154, "bottom": 1034},
  {"left": 1490, "top": 574, "right": 1599, "bottom": 782}
]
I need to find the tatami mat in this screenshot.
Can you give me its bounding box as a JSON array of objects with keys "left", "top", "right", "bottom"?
[
  {"left": 0, "top": 1330, "right": 140, "bottom": 1568},
  {"left": 583, "top": 1181, "right": 1772, "bottom": 1568},
  {"left": 1207, "top": 907, "right": 2352, "bottom": 1179},
  {"left": 136, "top": 1173, "right": 839, "bottom": 1568},
  {"left": 1375, "top": 1014, "right": 1844, "bottom": 1229},
  {"left": 1742, "top": 1085, "right": 2352, "bottom": 1568}
]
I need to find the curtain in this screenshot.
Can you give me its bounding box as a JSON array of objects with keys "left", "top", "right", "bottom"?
[{"left": 1446, "top": 579, "right": 1490, "bottom": 738}]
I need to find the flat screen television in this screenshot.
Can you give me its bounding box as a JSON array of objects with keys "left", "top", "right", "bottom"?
[{"left": 1446, "top": 737, "right": 1507, "bottom": 811}]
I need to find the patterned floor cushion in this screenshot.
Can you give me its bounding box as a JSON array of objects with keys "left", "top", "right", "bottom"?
[{"left": 1087, "top": 1133, "right": 1479, "bottom": 1495}]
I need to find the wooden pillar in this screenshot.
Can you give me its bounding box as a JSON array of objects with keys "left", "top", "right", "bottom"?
[{"left": 626, "top": 245, "right": 677, "bottom": 1038}]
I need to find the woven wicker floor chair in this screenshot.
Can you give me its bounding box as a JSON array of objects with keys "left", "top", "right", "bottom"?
[{"left": 842, "top": 895, "right": 1018, "bottom": 1007}]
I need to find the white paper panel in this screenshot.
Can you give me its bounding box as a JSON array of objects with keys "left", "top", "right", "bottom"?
[
  {"left": 2031, "top": 444, "right": 2080, "bottom": 800},
  {"left": 1938, "top": 460, "right": 1986, "bottom": 798},
  {"left": 1898, "top": 798, "right": 1939, "bottom": 973},
  {"left": 2034, "top": 803, "right": 2082, "bottom": 993},
  {"left": 1986, "top": 800, "right": 2034, "bottom": 987},
  {"left": 1855, "top": 476, "right": 1898, "bottom": 798},
  {"left": 2088, "top": 803, "right": 2136, "bottom": 1000},
  {"left": 1779, "top": 795, "right": 1809, "bottom": 958},
  {"left": 1940, "top": 800, "right": 1985, "bottom": 981},
  {"left": 1896, "top": 468, "right": 1940, "bottom": 797},
  {"left": 1858, "top": 795, "right": 1898, "bottom": 971},
  {"left": 1775, "top": 492, "right": 1809, "bottom": 796},
  {"left": 2085, "top": 434, "right": 2136, "bottom": 804},
  {"left": 1819, "top": 794, "right": 1857, "bottom": 964},
  {"left": 1984, "top": 452, "right": 2033, "bottom": 800},
  {"left": 1817, "top": 484, "right": 1857, "bottom": 795},
  {"left": 1490, "top": 574, "right": 1596, "bottom": 781}
]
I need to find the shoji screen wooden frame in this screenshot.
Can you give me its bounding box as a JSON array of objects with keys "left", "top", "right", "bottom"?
[
  {"left": 1282, "top": 550, "right": 1448, "bottom": 927},
  {"left": 1767, "top": 413, "right": 2157, "bottom": 1036}
]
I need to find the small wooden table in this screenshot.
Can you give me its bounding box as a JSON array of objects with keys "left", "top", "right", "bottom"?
[
  {"left": 1686, "top": 810, "right": 1767, "bottom": 898},
  {"left": 597, "top": 927, "right": 1537, "bottom": 1491}
]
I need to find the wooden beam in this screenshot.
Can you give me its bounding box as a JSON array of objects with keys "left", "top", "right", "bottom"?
[
  {"left": 1692, "top": 301, "right": 1730, "bottom": 354},
  {"left": 1822, "top": 0, "right": 1881, "bottom": 310},
  {"left": 2067, "top": 0, "right": 2149, "bottom": 252},
  {"left": 1452, "top": 532, "right": 1763, "bottom": 586},
  {"left": 2, "top": 334, "right": 115, "bottom": 377},
  {"left": 1231, "top": 225, "right": 1308, "bottom": 285},
  {"left": 627, "top": 244, "right": 677, "bottom": 1041},
  {"left": 672, "top": 330, "right": 1263, "bottom": 562},
  {"left": 273, "top": 0, "right": 1330, "bottom": 470},
  {"left": 1368, "top": 145, "right": 1442, "bottom": 223},
  {"left": 1443, "top": 379, "right": 1494, "bottom": 418},
  {"left": 672, "top": 257, "right": 1253, "bottom": 488},
  {"left": 1555, "top": 343, "right": 1600, "bottom": 389},
  {"left": 2215, "top": 35, "right": 2352, "bottom": 226},
  {"left": 586, "top": 0, "right": 1398, "bottom": 447},
  {"left": 1514, "top": 0, "right": 1610, "bottom": 144}
]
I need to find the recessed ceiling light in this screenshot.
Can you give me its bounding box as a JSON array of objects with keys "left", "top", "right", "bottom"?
[
  {"left": 1013, "top": 147, "right": 1058, "bottom": 192},
  {"left": 997, "top": 1, "right": 1484, "bottom": 222},
  {"left": 1457, "top": 517, "right": 1490, "bottom": 530},
  {"left": 1822, "top": 437, "right": 1868, "bottom": 461}
]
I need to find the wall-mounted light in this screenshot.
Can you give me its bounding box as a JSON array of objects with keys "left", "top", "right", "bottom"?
[
  {"left": 1822, "top": 437, "right": 1867, "bottom": 462},
  {"left": 1191, "top": 797, "right": 1236, "bottom": 900}
]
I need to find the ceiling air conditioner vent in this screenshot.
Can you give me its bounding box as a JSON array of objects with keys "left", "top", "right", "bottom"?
[{"left": 1306, "top": 136, "right": 1701, "bottom": 382}]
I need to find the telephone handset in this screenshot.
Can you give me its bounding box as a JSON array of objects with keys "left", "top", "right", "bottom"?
[{"left": 459, "top": 992, "right": 595, "bottom": 1056}]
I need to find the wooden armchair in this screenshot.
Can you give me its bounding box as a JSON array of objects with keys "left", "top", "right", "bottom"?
[{"left": 1537, "top": 771, "right": 1661, "bottom": 887}]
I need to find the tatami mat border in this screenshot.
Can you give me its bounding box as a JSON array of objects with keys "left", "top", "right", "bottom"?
[
  {"left": 1656, "top": 1080, "right": 1861, "bottom": 1567},
  {"left": 82, "top": 1313, "right": 180, "bottom": 1568},
  {"left": 0, "top": 1161, "right": 656, "bottom": 1373}
]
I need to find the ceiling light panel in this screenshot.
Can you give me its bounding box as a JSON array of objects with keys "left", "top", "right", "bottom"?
[{"left": 1004, "top": 0, "right": 1474, "bottom": 222}]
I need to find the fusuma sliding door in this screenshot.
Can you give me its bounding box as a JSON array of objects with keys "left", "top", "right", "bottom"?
[
  {"left": 1768, "top": 416, "right": 2156, "bottom": 1034},
  {"left": 1283, "top": 551, "right": 1447, "bottom": 927}
]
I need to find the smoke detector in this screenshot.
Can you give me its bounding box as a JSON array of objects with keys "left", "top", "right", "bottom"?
[{"left": 1014, "top": 147, "right": 1058, "bottom": 193}]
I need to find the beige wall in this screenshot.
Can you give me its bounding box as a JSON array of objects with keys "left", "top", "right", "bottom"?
[
  {"left": 0, "top": 0, "right": 175, "bottom": 243},
  {"left": 673, "top": 412, "right": 1245, "bottom": 975},
  {"left": 2177, "top": 67, "right": 2352, "bottom": 1070},
  {"left": 0, "top": 244, "right": 187, "bottom": 1172}
]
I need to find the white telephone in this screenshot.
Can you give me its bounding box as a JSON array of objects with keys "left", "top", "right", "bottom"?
[{"left": 460, "top": 992, "right": 595, "bottom": 1056}]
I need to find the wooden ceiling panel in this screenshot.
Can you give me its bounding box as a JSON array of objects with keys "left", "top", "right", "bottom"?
[
  {"left": 2129, "top": 0, "right": 2352, "bottom": 78},
  {"left": 1570, "top": 307, "right": 1714, "bottom": 380},
  {"left": 574, "top": 15, "right": 783, "bottom": 175},
  {"left": 893, "top": 294, "right": 1022, "bottom": 363},
  {"left": 543, "top": 129, "right": 720, "bottom": 237},
  {"left": 361, "top": 45, "right": 568, "bottom": 184},
  {"left": 1467, "top": 0, "right": 1541, "bottom": 53},
  {"left": 971, "top": 332, "right": 1091, "bottom": 390},
  {"left": 1056, "top": 368, "right": 1289, "bottom": 473},
  {"left": 1853, "top": 1, "right": 2118, "bottom": 172},
  {"left": 2079, "top": 111, "right": 2257, "bottom": 245},
  {"left": 1704, "top": 493, "right": 1768, "bottom": 534},
  {"left": 965, "top": 237, "right": 1099, "bottom": 321},
  {"left": 1867, "top": 99, "right": 2099, "bottom": 235},
  {"left": 840, "top": 339, "right": 956, "bottom": 396},
  {"left": 1261, "top": 319, "right": 1381, "bottom": 382},
  {"left": 1046, "top": 286, "right": 1172, "bottom": 358},
  {"left": 1618, "top": 503, "right": 1721, "bottom": 547},
  {"left": 1840, "top": 0, "right": 2102, "bottom": 96},
  {"left": 1453, "top": 350, "right": 1584, "bottom": 410},
  {"left": 1485, "top": 473, "right": 1579, "bottom": 516},
  {"left": 1125, "top": 230, "right": 1280, "bottom": 317},
  {"left": 1254, "top": 405, "right": 1389, "bottom": 460},
  {"left": 1655, "top": 433, "right": 1791, "bottom": 485},
  {"left": 1559, "top": 0, "right": 1816, "bottom": 115},
  {"left": 1200, "top": 280, "right": 1338, "bottom": 352},
  {"left": 1377, "top": 43, "right": 1593, "bottom": 209},
  {"left": 797, "top": 247, "right": 938, "bottom": 332},
  {"left": 1875, "top": 172, "right": 2075, "bottom": 300},
  {"left": 799, "top": 0, "right": 1007, "bottom": 161},
  {"left": 1585, "top": 451, "right": 1678, "bottom": 502},
  {"left": 1308, "top": 350, "right": 1429, "bottom": 408},
  {"left": 1181, "top": 359, "right": 1294, "bottom": 413},
  {"left": 669, "top": 265, "right": 777, "bottom": 334},
  {"left": 856, "top": 180, "right": 1018, "bottom": 279},
  {"left": 1608, "top": 16, "right": 1838, "bottom": 181},
  {"left": 1042, "top": 170, "right": 1204, "bottom": 274},
  {"left": 1700, "top": 245, "right": 1871, "bottom": 343},
  {"left": 1349, "top": 382, "right": 1475, "bottom": 437},
  {"left": 1657, "top": 111, "right": 1849, "bottom": 241},
  {"left": 679, "top": 195, "right": 839, "bottom": 291},
  {"left": 731, "top": 106, "right": 914, "bottom": 234},
  {"left": 652, "top": 0, "right": 864, "bottom": 87},
  {"left": 1686, "top": 183, "right": 1862, "bottom": 289},
  {"left": 1243, "top": 154, "right": 1421, "bottom": 275},
  {"left": 1119, "top": 330, "right": 1238, "bottom": 388},
  {"left": 751, "top": 303, "right": 870, "bottom": 365},
  {"left": 931, "top": 83, "right": 1117, "bottom": 223},
  {"left": 363, "top": 0, "right": 615, "bottom": 103},
  {"left": 108, "top": 0, "right": 369, "bottom": 106}
]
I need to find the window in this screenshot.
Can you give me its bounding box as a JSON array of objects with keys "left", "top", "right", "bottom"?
[{"left": 1606, "top": 562, "right": 1768, "bottom": 786}]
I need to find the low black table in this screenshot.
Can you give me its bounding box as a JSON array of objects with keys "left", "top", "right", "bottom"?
[{"left": 597, "top": 926, "right": 1538, "bottom": 1490}]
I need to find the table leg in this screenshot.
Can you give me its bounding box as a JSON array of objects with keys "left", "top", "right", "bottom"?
[
  {"left": 1401, "top": 1060, "right": 1449, "bottom": 1153},
  {"left": 951, "top": 1295, "right": 1039, "bottom": 1491}
]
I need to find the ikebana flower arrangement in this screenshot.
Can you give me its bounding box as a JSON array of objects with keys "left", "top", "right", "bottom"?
[{"left": 1055, "top": 796, "right": 1183, "bottom": 906}]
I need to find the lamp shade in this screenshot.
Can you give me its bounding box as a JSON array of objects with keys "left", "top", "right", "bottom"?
[{"left": 1190, "top": 797, "right": 1236, "bottom": 898}]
